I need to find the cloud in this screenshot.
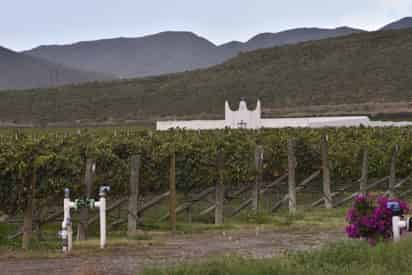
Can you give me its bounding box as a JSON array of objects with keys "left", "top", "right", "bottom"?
[
  {"left": 377, "top": 0, "right": 412, "bottom": 10},
  {"left": 376, "top": 0, "right": 412, "bottom": 19},
  {"left": 337, "top": 0, "right": 412, "bottom": 30}
]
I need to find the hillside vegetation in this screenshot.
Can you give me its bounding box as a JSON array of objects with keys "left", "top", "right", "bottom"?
[{"left": 1, "top": 28, "right": 412, "bottom": 126}]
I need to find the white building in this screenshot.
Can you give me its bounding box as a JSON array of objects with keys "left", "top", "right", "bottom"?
[{"left": 156, "top": 99, "right": 412, "bottom": 130}]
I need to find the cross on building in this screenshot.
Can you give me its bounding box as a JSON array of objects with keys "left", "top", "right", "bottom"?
[{"left": 238, "top": 120, "right": 247, "bottom": 128}]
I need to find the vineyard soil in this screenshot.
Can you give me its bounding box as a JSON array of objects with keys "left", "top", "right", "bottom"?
[{"left": 0, "top": 227, "right": 343, "bottom": 275}]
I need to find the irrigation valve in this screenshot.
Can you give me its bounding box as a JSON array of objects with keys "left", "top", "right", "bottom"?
[
  {"left": 387, "top": 201, "right": 412, "bottom": 242},
  {"left": 60, "top": 188, "right": 76, "bottom": 253},
  {"left": 60, "top": 186, "right": 110, "bottom": 253}
]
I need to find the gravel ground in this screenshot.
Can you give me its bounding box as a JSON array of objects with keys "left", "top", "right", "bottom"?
[{"left": 0, "top": 228, "right": 344, "bottom": 275}]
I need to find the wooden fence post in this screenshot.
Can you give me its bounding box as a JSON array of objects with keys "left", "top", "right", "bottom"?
[
  {"left": 77, "top": 159, "right": 95, "bottom": 241},
  {"left": 169, "top": 150, "right": 177, "bottom": 233},
  {"left": 22, "top": 172, "right": 36, "bottom": 249},
  {"left": 186, "top": 204, "right": 192, "bottom": 224},
  {"left": 252, "top": 145, "right": 264, "bottom": 213},
  {"left": 128, "top": 155, "right": 140, "bottom": 237},
  {"left": 215, "top": 150, "right": 224, "bottom": 225},
  {"left": 34, "top": 207, "right": 43, "bottom": 241},
  {"left": 321, "top": 135, "right": 333, "bottom": 208},
  {"left": 185, "top": 191, "right": 192, "bottom": 224},
  {"left": 388, "top": 145, "right": 399, "bottom": 198},
  {"left": 288, "top": 139, "right": 297, "bottom": 215},
  {"left": 360, "top": 147, "right": 368, "bottom": 195}
]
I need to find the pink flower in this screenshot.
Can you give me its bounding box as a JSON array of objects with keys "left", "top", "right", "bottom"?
[
  {"left": 346, "top": 224, "right": 360, "bottom": 238},
  {"left": 345, "top": 195, "right": 409, "bottom": 245},
  {"left": 355, "top": 194, "right": 367, "bottom": 203}
]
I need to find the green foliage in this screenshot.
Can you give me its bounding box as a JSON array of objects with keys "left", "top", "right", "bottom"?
[
  {"left": 0, "top": 127, "right": 411, "bottom": 215},
  {"left": 0, "top": 223, "right": 19, "bottom": 247}
]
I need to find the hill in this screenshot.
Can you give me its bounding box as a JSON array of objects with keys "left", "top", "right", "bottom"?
[
  {"left": 24, "top": 28, "right": 363, "bottom": 79},
  {"left": 380, "top": 17, "right": 412, "bottom": 30},
  {"left": 24, "top": 32, "right": 222, "bottom": 79},
  {"left": 241, "top": 27, "right": 364, "bottom": 51},
  {"left": 1, "top": 28, "right": 412, "bottom": 126},
  {"left": 5, "top": 17, "right": 412, "bottom": 91},
  {"left": 0, "top": 46, "right": 112, "bottom": 90}
]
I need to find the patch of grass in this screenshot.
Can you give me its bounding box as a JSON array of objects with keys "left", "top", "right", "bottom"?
[
  {"left": 289, "top": 208, "right": 347, "bottom": 229},
  {"left": 139, "top": 221, "right": 235, "bottom": 234},
  {"left": 126, "top": 233, "right": 153, "bottom": 241},
  {"left": 175, "top": 223, "right": 236, "bottom": 234},
  {"left": 0, "top": 221, "right": 64, "bottom": 251},
  {"left": 142, "top": 237, "right": 412, "bottom": 275},
  {"left": 0, "top": 237, "right": 164, "bottom": 260},
  {"left": 0, "top": 223, "right": 19, "bottom": 247},
  {"left": 74, "top": 237, "right": 161, "bottom": 250},
  {"left": 224, "top": 207, "right": 346, "bottom": 230}
]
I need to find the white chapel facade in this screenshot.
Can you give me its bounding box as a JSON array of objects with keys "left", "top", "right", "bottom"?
[
  {"left": 156, "top": 99, "right": 412, "bottom": 130},
  {"left": 224, "top": 99, "right": 261, "bottom": 129}
]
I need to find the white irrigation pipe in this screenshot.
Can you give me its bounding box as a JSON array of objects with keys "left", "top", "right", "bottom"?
[
  {"left": 392, "top": 216, "right": 410, "bottom": 242},
  {"left": 61, "top": 188, "right": 76, "bottom": 252},
  {"left": 93, "top": 186, "right": 109, "bottom": 249},
  {"left": 60, "top": 186, "right": 110, "bottom": 252}
]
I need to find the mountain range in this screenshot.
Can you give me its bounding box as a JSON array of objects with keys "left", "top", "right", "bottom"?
[
  {"left": 1, "top": 17, "right": 412, "bottom": 91},
  {"left": 23, "top": 27, "right": 363, "bottom": 79},
  {"left": 0, "top": 46, "right": 112, "bottom": 90},
  {"left": 381, "top": 17, "right": 412, "bottom": 30},
  {"left": 1, "top": 26, "right": 412, "bottom": 126}
]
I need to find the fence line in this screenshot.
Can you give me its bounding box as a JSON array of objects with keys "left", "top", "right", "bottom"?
[{"left": 8, "top": 138, "right": 412, "bottom": 242}]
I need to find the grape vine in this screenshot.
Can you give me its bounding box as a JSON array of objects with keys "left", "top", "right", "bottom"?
[{"left": 0, "top": 127, "right": 411, "bottom": 215}]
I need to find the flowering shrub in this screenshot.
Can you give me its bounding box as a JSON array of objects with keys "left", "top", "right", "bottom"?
[{"left": 346, "top": 194, "right": 409, "bottom": 245}]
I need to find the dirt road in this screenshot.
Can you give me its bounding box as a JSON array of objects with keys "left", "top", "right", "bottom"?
[{"left": 1, "top": 228, "right": 344, "bottom": 275}]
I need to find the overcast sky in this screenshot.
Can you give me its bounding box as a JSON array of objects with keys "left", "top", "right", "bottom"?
[{"left": 2, "top": 0, "right": 412, "bottom": 51}]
